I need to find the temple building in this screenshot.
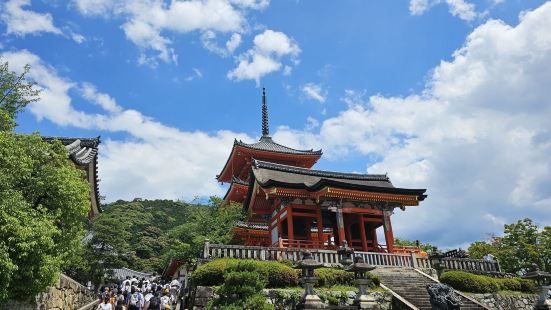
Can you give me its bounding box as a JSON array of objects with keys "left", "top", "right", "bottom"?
[
  {"left": 218, "top": 89, "right": 427, "bottom": 253},
  {"left": 43, "top": 136, "right": 102, "bottom": 219}
]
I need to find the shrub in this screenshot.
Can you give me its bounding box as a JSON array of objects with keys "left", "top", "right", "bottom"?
[
  {"left": 441, "top": 271, "right": 535, "bottom": 294},
  {"left": 194, "top": 259, "right": 299, "bottom": 288},
  {"left": 440, "top": 271, "right": 499, "bottom": 293},
  {"left": 210, "top": 261, "right": 273, "bottom": 310},
  {"left": 499, "top": 278, "right": 521, "bottom": 291},
  {"left": 518, "top": 279, "right": 536, "bottom": 293},
  {"left": 315, "top": 268, "right": 354, "bottom": 287},
  {"left": 194, "top": 258, "right": 235, "bottom": 286}
]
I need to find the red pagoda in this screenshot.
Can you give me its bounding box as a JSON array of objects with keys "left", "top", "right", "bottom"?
[{"left": 217, "top": 89, "right": 427, "bottom": 254}]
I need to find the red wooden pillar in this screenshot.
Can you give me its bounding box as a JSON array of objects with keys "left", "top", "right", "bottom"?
[
  {"left": 359, "top": 214, "right": 368, "bottom": 251},
  {"left": 372, "top": 226, "right": 378, "bottom": 251},
  {"left": 336, "top": 205, "right": 346, "bottom": 246},
  {"left": 383, "top": 211, "right": 394, "bottom": 253},
  {"left": 316, "top": 208, "right": 323, "bottom": 247},
  {"left": 345, "top": 214, "right": 353, "bottom": 247},
  {"left": 287, "top": 206, "right": 294, "bottom": 242}
]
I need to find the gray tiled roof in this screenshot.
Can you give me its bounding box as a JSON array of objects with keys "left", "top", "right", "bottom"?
[
  {"left": 236, "top": 221, "right": 269, "bottom": 230},
  {"left": 43, "top": 136, "right": 101, "bottom": 211},
  {"left": 43, "top": 136, "right": 100, "bottom": 165},
  {"left": 235, "top": 136, "right": 322, "bottom": 156},
  {"left": 251, "top": 160, "right": 427, "bottom": 199},
  {"left": 110, "top": 267, "right": 152, "bottom": 281}
]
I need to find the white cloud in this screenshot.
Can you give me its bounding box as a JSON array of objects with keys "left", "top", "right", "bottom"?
[
  {"left": 1, "top": 0, "right": 62, "bottom": 36},
  {"left": 184, "top": 68, "right": 203, "bottom": 81},
  {"left": 409, "top": 0, "right": 479, "bottom": 22},
  {"left": 2, "top": 49, "right": 253, "bottom": 201},
  {"left": 409, "top": 0, "right": 438, "bottom": 15},
  {"left": 73, "top": 0, "right": 267, "bottom": 64},
  {"left": 446, "top": 0, "right": 477, "bottom": 21},
  {"left": 274, "top": 2, "right": 551, "bottom": 247},
  {"left": 302, "top": 83, "right": 327, "bottom": 103},
  {"left": 228, "top": 29, "right": 300, "bottom": 84},
  {"left": 201, "top": 31, "right": 242, "bottom": 57}
]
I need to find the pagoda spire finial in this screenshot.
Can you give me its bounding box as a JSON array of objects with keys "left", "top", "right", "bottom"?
[{"left": 262, "top": 87, "right": 269, "bottom": 136}]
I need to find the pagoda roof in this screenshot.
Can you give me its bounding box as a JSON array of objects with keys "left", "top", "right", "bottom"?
[
  {"left": 235, "top": 136, "right": 322, "bottom": 156},
  {"left": 42, "top": 136, "right": 102, "bottom": 215},
  {"left": 249, "top": 160, "right": 427, "bottom": 199}
]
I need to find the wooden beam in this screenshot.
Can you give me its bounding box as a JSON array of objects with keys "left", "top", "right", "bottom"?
[{"left": 342, "top": 207, "right": 383, "bottom": 215}]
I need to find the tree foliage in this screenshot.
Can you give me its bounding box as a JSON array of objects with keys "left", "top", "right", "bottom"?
[
  {"left": 0, "top": 134, "right": 90, "bottom": 301},
  {"left": 0, "top": 61, "right": 89, "bottom": 301},
  {"left": 394, "top": 237, "right": 434, "bottom": 252},
  {"left": 0, "top": 60, "right": 40, "bottom": 131},
  {"left": 80, "top": 197, "right": 244, "bottom": 285},
  {"left": 467, "top": 218, "right": 551, "bottom": 273}
]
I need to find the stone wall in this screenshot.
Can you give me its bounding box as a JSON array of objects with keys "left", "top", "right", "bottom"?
[
  {"left": 2, "top": 273, "right": 98, "bottom": 310},
  {"left": 470, "top": 293, "right": 539, "bottom": 310},
  {"left": 191, "top": 286, "right": 392, "bottom": 310}
]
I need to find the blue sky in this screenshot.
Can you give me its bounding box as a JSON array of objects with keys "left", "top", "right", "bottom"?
[{"left": 2, "top": 0, "right": 551, "bottom": 248}]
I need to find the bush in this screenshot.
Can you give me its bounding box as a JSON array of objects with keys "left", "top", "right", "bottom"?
[
  {"left": 194, "top": 259, "right": 299, "bottom": 288},
  {"left": 441, "top": 271, "right": 535, "bottom": 294},
  {"left": 499, "top": 278, "right": 521, "bottom": 291},
  {"left": 194, "top": 259, "right": 381, "bottom": 289},
  {"left": 440, "top": 271, "right": 499, "bottom": 293},
  {"left": 209, "top": 261, "right": 274, "bottom": 310},
  {"left": 315, "top": 268, "right": 354, "bottom": 287},
  {"left": 518, "top": 279, "right": 536, "bottom": 293}
]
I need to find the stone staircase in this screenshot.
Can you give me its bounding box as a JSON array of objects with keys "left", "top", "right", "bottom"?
[{"left": 371, "top": 268, "right": 488, "bottom": 310}]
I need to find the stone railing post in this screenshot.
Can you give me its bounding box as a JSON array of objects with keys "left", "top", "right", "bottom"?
[
  {"left": 203, "top": 239, "right": 210, "bottom": 259},
  {"left": 411, "top": 253, "right": 418, "bottom": 268}
]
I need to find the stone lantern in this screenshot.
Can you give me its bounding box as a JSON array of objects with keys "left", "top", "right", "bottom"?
[
  {"left": 428, "top": 246, "right": 446, "bottom": 279},
  {"left": 522, "top": 264, "right": 551, "bottom": 310},
  {"left": 294, "top": 251, "right": 325, "bottom": 309},
  {"left": 345, "top": 256, "right": 378, "bottom": 309},
  {"left": 337, "top": 240, "right": 354, "bottom": 267}
]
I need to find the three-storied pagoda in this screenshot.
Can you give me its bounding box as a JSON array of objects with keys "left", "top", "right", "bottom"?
[{"left": 218, "top": 89, "right": 427, "bottom": 253}]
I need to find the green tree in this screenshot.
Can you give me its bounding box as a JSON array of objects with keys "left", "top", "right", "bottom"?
[
  {"left": 0, "top": 61, "right": 89, "bottom": 301},
  {"left": 0, "top": 60, "right": 40, "bottom": 131},
  {"left": 467, "top": 218, "right": 551, "bottom": 273},
  {"left": 0, "top": 133, "right": 90, "bottom": 300},
  {"left": 467, "top": 240, "right": 500, "bottom": 259},
  {"left": 394, "top": 238, "right": 434, "bottom": 252},
  {"left": 499, "top": 218, "right": 541, "bottom": 273}
]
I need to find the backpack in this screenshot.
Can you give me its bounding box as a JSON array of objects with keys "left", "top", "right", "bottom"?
[
  {"left": 148, "top": 295, "right": 159, "bottom": 309},
  {"left": 129, "top": 292, "right": 139, "bottom": 306},
  {"left": 160, "top": 296, "right": 170, "bottom": 308}
]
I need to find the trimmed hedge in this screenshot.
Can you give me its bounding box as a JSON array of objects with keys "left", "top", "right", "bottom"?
[
  {"left": 194, "top": 259, "right": 298, "bottom": 288},
  {"left": 315, "top": 268, "right": 380, "bottom": 287},
  {"left": 193, "top": 259, "right": 380, "bottom": 288},
  {"left": 440, "top": 271, "right": 535, "bottom": 294}
]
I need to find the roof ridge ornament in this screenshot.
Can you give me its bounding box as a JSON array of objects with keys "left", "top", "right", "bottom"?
[{"left": 262, "top": 87, "right": 269, "bottom": 137}]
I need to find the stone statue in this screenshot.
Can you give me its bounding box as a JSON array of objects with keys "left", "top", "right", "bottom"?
[{"left": 426, "top": 283, "right": 462, "bottom": 310}]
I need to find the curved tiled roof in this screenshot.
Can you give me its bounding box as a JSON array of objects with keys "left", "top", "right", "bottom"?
[
  {"left": 236, "top": 220, "right": 269, "bottom": 231},
  {"left": 251, "top": 160, "right": 427, "bottom": 199},
  {"left": 43, "top": 136, "right": 101, "bottom": 213},
  {"left": 235, "top": 136, "right": 322, "bottom": 156},
  {"left": 254, "top": 160, "right": 390, "bottom": 182}
]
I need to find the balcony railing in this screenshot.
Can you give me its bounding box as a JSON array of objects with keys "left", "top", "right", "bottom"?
[{"left": 202, "top": 241, "right": 501, "bottom": 273}]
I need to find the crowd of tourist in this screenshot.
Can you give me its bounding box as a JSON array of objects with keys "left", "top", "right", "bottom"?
[{"left": 96, "top": 276, "right": 182, "bottom": 310}]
